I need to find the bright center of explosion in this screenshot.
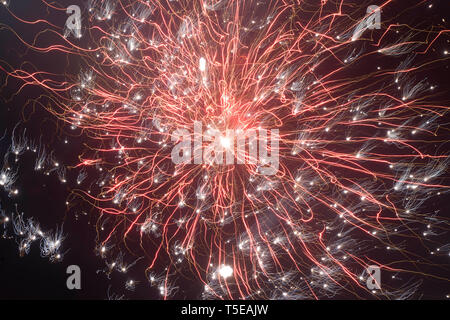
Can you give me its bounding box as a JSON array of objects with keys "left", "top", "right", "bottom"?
[
  {"left": 218, "top": 265, "right": 233, "bottom": 279},
  {"left": 220, "top": 136, "right": 232, "bottom": 149}
]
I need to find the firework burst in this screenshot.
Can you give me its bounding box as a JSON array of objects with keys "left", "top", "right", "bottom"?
[{"left": 0, "top": 0, "right": 449, "bottom": 299}]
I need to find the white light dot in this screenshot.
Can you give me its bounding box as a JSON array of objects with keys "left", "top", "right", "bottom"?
[{"left": 218, "top": 265, "right": 233, "bottom": 279}]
